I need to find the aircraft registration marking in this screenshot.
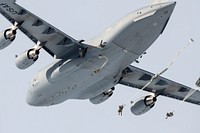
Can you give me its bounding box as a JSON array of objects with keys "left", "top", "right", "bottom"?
[{"left": 0, "top": 3, "right": 18, "bottom": 15}]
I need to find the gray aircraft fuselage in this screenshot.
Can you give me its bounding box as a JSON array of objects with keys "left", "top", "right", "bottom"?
[{"left": 26, "top": 2, "right": 176, "bottom": 106}]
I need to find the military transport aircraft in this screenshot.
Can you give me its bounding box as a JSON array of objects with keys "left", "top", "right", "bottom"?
[{"left": 0, "top": 0, "right": 200, "bottom": 115}]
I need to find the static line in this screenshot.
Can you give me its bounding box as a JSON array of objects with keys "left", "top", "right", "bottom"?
[
  {"left": 118, "top": 39, "right": 194, "bottom": 115},
  {"left": 132, "top": 39, "right": 194, "bottom": 103},
  {"left": 170, "top": 77, "right": 200, "bottom": 114}
]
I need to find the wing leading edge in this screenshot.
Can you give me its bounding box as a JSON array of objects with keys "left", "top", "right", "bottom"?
[
  {"left": 119, "top": 65, "right": 200, "bottom": 105},
  {"left": 0, "top": 0, "right": 86, "bottom": 59}
]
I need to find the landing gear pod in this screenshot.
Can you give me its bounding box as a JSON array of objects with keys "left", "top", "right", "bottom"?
[
  {"left": 15, "top": 48, "right": 39, "bottom": 70},
  {"left": 90, "top": 88, "right": 115, "bottom": 104}
]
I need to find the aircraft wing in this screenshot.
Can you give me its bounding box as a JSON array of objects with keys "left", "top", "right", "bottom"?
[
  {"left": 0, "top": 0, "right": 84, "bottom": 59},
  {"left": 119, "top": 65, "right": 200, "bottom": 105}
]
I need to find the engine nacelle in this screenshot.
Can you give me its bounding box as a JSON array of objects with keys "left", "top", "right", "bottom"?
[
  {"left": 0, "top": 29, "right": 16, "bottom": 50},
  {"left": 15, "top": 48, "right": 39, "bottom": 69},
  {"left": 130, "top": 94, "right": 157, "bottom": 115},
  {"left": 89, "top": 88, "right": 114, "bottom": 104}
]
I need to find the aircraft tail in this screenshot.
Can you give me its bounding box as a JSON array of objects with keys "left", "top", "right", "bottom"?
[{"left": 150, "top": 0, "right": 170, "bottom": 4}]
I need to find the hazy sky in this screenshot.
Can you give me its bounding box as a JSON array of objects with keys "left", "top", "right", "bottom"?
[{"left": 0, "top": 0, "right": 200, "bottom": 133}]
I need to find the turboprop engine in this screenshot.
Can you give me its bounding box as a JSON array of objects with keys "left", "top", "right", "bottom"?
[
  {"left": 130, "top": 94, "right": 157, "bottom": 115},
  {"left": 15, "top": 48, "right": 40, "bottom": 69},
  {"left": 0, "top": 28, "right": 17, "bottom": 50}
]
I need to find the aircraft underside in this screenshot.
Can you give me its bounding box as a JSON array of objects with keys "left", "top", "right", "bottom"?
[
  {"left": 26, "top": 2, "right": 176, "bottom": 106},
  {"left": 3, "top": 0, "right": 199, "bottom": 117}
]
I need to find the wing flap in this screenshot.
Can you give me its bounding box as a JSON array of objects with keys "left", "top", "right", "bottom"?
[
  {"left": 0, "top": 1, "right": 82, "bottom": 59},
  {"left": 119, "top": 65, "right": 200, "bottom": 105}
]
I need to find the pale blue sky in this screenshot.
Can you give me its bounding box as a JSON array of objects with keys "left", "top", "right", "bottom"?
[{"left": 0, "top": 0, "right": 200, "bottom": 133}]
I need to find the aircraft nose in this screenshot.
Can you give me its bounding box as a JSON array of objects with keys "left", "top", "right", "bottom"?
[
  {"left": 26, "top": 92, "right": 39, "bottom": 106},
  {"left": 26, "top": 71, "right": 49, "bottom": 106},
  {"left": 26, "top": 96, "right": 39, "bottom": 106},
  {"left": 26, "top": 89, "right": 46, "bottom": 107}
]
